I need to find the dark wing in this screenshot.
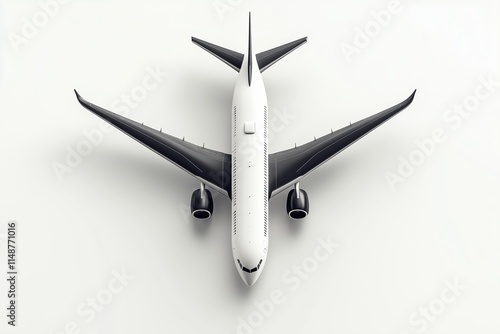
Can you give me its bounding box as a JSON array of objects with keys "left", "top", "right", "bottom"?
[
  {"left": 268, "top": 90, "right": 416, "bottom": 197},
  {"left": 74, "top": 90, "right": 232, "bottom": 198}
]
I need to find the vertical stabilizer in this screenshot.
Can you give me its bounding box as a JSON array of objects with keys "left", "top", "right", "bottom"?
[{"left": 247, "top": 12, "right": 253, "bottom": 86}]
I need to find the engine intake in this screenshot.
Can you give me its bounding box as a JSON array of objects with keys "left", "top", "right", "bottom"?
[
  {"left": 286, "top": 184, "right": 309, "bottom": 219},
  {"left": 191, "top": 185, "right": 213, "bottom": 219}
]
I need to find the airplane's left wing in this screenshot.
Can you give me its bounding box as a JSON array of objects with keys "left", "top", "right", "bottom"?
[
  {"left": 268, "top": 90, "right": 416, "bottom": 197},
  {"left": 74, "top": 90, "right": 232, "bottom": 198}
]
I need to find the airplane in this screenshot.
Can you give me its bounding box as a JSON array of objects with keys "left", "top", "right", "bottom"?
[{"left": 74, "top": 13, "right": 416, "bottom": 286}]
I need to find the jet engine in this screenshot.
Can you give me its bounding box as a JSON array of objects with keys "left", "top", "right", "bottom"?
[
  {"left": 191, "top": 184, "right": 213, "bottom": 219},
  {"left": 286, "top": 183, "right": 309, "bottom": 219}
]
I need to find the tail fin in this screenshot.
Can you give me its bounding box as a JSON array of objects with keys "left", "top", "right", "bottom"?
[
  {"left": 191, "top": 37, "right": 244, "bottom": 72},
  {"left": 256, "top": 37, "right": 307, "bottom": 72},
  {"left": 247, "top": 12, "right": 253, "bottom": 86}
]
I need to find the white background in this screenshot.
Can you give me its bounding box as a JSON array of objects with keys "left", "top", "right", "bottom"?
[{"left": 1, "top": 0, "right": 500, "bottom": 333}]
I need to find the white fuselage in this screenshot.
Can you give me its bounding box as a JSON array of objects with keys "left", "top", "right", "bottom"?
[{"left": 231, "top": 52, "right": 269, "bottom": 286}]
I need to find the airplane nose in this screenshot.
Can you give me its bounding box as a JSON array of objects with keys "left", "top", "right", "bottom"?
[
  {"left": 242, "top": 272, "right": 260, "bottom": 286},
  {"left": 236, "top": 258, "right": 265, "bottom": 286}
]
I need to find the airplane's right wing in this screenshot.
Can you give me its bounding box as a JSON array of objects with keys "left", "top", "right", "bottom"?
[
  {"left": 268, "top": 90, "right": 416, "bottom": 197},
  {"left": 74, "top": 90, "right": 232, "bottom": 197}
]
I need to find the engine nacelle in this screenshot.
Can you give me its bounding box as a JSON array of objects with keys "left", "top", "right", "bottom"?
[
  {"left": 286, "top": 185, "right": 309, "bottom": 219},
  {"left": 191, "top": 186, "right": 213, "bottom": 219}
]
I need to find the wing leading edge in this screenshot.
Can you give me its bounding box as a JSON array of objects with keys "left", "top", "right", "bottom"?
[
  {"left": 268, "top": 90, "right": 417, "bottom": 197},
  {"left": 74, "top": 90, "right": 232, "bottom": 198}
]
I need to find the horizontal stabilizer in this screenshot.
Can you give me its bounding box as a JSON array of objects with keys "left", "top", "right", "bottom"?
[
  {"left": 256, "top": 37, "right": 307, "bottom": 72},
  {"left": 192, "top": 37, "right": 244, "bottom": 72}
]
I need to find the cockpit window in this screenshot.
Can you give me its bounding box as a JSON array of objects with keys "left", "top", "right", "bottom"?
[{"left": 237, "top": 259, "right": 263, "bottom": 273}]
